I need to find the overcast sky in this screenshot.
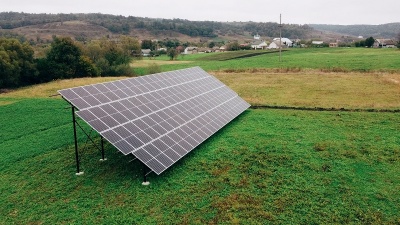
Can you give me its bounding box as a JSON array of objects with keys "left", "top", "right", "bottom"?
[{"left": 2, "top": 0, "right": 399, "bottom": 25}]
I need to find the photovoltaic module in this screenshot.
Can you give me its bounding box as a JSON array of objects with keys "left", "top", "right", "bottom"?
[{"left": 59, "top": 67, "right": 250, "bottom": 175}]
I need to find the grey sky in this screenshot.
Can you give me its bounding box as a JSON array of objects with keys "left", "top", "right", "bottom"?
[{"left": 2, "top": 0, "right": 399, "bottom": 25}]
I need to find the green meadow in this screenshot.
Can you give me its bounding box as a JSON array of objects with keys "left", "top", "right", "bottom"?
[
  {"left": 133, "top": 48, "right": 400, "bottom": 74},
  {"left": 1, "top": 48, "right": 399, "bottom": 224}
]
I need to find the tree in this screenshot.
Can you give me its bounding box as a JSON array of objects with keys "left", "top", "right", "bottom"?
[
  {"left": 167, "top": 48, "right": 179, "bottom": 60},
  {"left": 226, "top": 41, "right": 240, "bottom": 51},
  {"left": 354, "top": 40, "right": 366, "bottom": 47},
  {"left": 208, "top": 41, "right": 216, "bottom": 48},
  {"left": 84, "top": 41, "right": 103, "bottom": 62},
  {"left": 105, "top": 42, "right": 129, "bottom": 65},
  {"left": 38, "top": 37, "right": 98, "bottom": 82},
  {"left": 141, "top": 39, "right": 156, "bottom": 50},
  {"left": 0, "top": 38, "right": 38, "bottom": 88},
  {"left": 120, "top": 35, "right": 141, "bottom": 58},
  {"left": 80, "top": 37, "right": 137, "bottom": 76},
  {"left": 365, "top": 37, "right": 375, "bottom": 48},
  {"left": 163, "top": 39, "right": 181, "bottom": 48}
]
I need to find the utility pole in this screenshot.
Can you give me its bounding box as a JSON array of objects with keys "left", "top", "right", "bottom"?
[{"left": 279, "top": 13, "right": 282, "bottom": 62}]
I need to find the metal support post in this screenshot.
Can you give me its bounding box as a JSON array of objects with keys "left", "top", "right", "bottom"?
[
  {"left": 142, "top": 163, "right": 150, "bottom": 186},
  {"left": 72, "top": 106, "right": 84, "bottom": 175},
  {"left": 100, "top": 136, "right": 107, "bottom": 161}
]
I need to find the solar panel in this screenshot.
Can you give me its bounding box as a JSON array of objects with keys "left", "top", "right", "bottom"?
[{"left": 59, "top": 67, "right": 250, "bottom": 175}]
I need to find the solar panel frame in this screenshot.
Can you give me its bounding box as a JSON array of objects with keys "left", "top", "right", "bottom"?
[{"left": 59, "top": 67, "right": 250, "bottom": 175}]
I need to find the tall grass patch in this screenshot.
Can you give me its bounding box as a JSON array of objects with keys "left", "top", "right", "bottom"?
[{"left": 214, "top": 72, "right": 400, "bottom": 109}]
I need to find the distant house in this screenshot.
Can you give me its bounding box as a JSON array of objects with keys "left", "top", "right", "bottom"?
[
  {"left": 251, "top": 40, "right": 269, "bottom": 50},
  {"left": 312, "top": 41, "right": 324, "bottom": 45},
  {"left": 219, "top": 46, "right": 227, "bottom": 52},
  {"left": 259, "top": 41, "right": 269, "bottom": 49},
  {"left": 141, "top": 49, "right": 151, "bottom": 57},
  {"left": 329, "top": 43, "right": 339, "bottom": 48},
  {"left": 184, "top": 47, "right": 198, "bottom": 54},
  {"left": 198, "top": 47, "right": 213, "bottom": 53},
  {"left": 273, "top": 38, "right": 293, "bottom": 47},
  {"left": 213, "top": 46, "right": 221, "bottom": 52},
  {"left": 311, "top": 41, "right": 325, "bottom": 47},
  {"left": 268, "top": 40, "right": 288, "bottom": 49},
  {"left": 374, "top": 39, "right": 397, "bottom": 48},
  {"left": 268, "top": 41, "right": 279, "bottom": 49},
  {"left": 254, "top": 33, "right": 261, "bottom": 40}
]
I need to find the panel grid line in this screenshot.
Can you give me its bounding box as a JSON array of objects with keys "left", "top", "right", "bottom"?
[
  {"left": 92, "top": 83, "right": 226, "bottom": 134},
  {"left": 64, "top": 74, "right": 210, "bottom": 111},
  {"left": 133, "top": 94, "right": 239, "bottom": 159}
]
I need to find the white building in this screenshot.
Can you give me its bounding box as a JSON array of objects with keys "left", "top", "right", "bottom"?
[
  {"left": 272, "top": 38, "right": 293, "bottom": 47},
  {"left": 268, "top": 40, "right": 287, "bottom": 49},
  {"left": 312, "top": 41, "right": 324, "bottom": 45},
  {"left": 251, "top": 40, "right": 269, "bottom": 50},
  {"left": 184, "top": 47, "right": 198, "bottom": 54}
]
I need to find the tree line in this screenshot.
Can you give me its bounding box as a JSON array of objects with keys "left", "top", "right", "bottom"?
[
  {"left": 353, "top": 37, "right": 375, "bottom": 48},
  {"left": 0, "top": 36, "right": 141, "bottom": 89}
]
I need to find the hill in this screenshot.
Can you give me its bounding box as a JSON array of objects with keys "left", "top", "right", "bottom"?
[
  {"left": 0, "top": 12, "right": 315, "bottom": 43},
  {"left": 6, "top": 12, "right": 391, "bottom": 44},
  {"left": 310, "top": 23, "right": 400, "bottom": 39},
  {"left": 8, "top": 20, "right": 112, "bottom": 43}
]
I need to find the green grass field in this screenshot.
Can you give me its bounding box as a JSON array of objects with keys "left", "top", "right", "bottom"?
[
  {"left": 1, "top": 48, "right": 400, "bottom": 224},
  {"left": 133, "top": 48, "right": 400, "bottom": 75}
]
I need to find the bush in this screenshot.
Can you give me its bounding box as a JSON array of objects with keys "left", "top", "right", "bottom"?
[
  {"left": 114, "top": 64, "right": 134, "bottom": 76},
  {"left": 147, "top": 63, "right": 161, "bottom": 74}
]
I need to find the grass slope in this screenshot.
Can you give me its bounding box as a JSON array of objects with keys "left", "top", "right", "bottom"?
[
  {"left": 1, "top": 49, "right": 400, "bottom": 223},
  {"left": 1, "top": 103, "right": 399, "bottom": 224}
]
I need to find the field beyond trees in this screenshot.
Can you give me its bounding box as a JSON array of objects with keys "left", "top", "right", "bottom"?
[
  {"left": 133, "top": 48, "right": 400, "bottom": 74},
  {"left": 1, "top": 48, "right": 399, "bottom": 224}
]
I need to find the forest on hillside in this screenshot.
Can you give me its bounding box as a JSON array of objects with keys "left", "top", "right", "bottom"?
[
  {"left": 0, "top": 12, "right": 313, "bottom": 39},
  {"left": 309, "top": 23, "right": 400, "bottom": 38}
]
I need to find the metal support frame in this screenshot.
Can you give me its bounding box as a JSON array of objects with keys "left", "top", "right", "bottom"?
[
  {"left": 100, "top": 136, "right": 107, "bottom": 161},
  {"left": 66, "top": 100, "right": 151, "bottom": 185},
  {"left": 70, "top": 104, "right": 105, "bottom": 175},
  {"left": 72, "top": 106, "right": 84, "bottom": 175},
  {"left": 142, "top": 163, "right": 151, "bottom": 185}
]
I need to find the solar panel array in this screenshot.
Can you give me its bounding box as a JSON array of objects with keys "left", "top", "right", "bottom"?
[{"left": 59, "top": 67, "right": 250, "bottom": 175}]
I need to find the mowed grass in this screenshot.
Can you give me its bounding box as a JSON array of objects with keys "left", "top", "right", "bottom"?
[
  {"left": 195, "top": 50, "right": 281, "bottom": 61},
  {"left": 1, "top": 48, "right": 400, "bottom": 223},
  {"left": 1, "top": 101, "right": 399, "bottom": 224},
  {"left": 133, "top": 48, "right": 400, "bottom": 74}
]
